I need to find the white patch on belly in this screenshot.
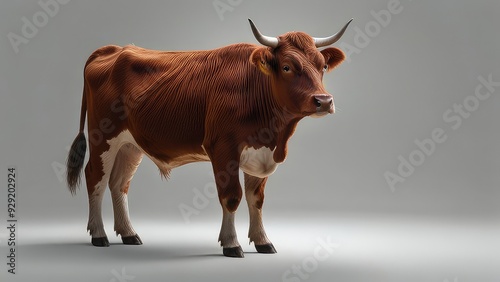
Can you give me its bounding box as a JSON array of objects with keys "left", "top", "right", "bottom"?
[{"left": 239, "top": 147, "right": 279, "bottom": 178}]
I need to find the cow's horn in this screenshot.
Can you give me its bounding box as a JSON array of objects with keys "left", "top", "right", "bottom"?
[
  {"left": 314, "top": 18, "right": 353, "bottom": 47},
  {"left": 248, "top": 19, "right": 279, "bottom": 48}
]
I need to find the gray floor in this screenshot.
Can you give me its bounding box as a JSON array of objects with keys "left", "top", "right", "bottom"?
[{"left": 2, "top": 214, "right": 499, "bottom": 282}]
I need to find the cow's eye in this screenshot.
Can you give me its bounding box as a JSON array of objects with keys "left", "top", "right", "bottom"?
[
  {"left": 283, "top": 65, "right": 291, "bottom": 73},
  {"left": 323, "top": 64, "right": 328, "bottom": 72}
]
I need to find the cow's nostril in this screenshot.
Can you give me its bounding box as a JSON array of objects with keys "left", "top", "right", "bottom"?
[{"left": 314, "top": 97, "right": 322, "bottom": 108}]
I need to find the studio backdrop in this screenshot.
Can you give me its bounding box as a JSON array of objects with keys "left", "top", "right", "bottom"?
[{"left": 0, "top": 1, "right": 499, "bottom": 282}]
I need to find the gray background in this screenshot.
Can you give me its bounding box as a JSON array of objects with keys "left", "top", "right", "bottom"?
[{"left": 0, "top": 1, "right": 499, "bottom": 281}]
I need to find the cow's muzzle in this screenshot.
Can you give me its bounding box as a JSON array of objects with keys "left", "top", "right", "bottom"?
[{"left": 313, "top": 94, "right": 335, "bottom": 116}]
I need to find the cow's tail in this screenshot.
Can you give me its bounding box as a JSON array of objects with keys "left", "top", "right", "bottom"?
[{"left": 66, "top": 82, "right": 88, "bottom": 195}]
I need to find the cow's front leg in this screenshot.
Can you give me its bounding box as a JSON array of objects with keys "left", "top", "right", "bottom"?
[
  {"left": 219, "top": 205, "right": 243, "bottom": 258},
  {"left": 217, "top": 173, "right": 243, "bottom": 258},
  {"left": 244, "top": 173, "right": 276, "bottom": 253},
  {"left": 207, "top": 144, "right": 244, "bottom": 258}
]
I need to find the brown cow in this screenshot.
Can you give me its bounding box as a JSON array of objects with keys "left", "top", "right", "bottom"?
[{"left": 66, "top": 19, "right": 352, "bottom": 258}]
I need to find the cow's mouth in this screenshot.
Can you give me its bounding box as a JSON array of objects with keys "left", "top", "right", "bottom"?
[{"left": 309, "top": 111, "right": 330, "bottom": 118}]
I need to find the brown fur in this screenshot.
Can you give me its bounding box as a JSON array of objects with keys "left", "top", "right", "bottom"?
[{"left": 66, "top": 31, "right": 345, "bottom": 247}]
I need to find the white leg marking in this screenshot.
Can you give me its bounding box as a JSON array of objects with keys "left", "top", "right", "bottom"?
[
  {"left": 244, "top": 175, "right": 272, "bottom": 246},
  {"left": 109, "top": 143, "right": 143, "bottom": 237},
  {"left": 87, "top": 189, "right": 107, "bottom": 238},
  {"left": 218, "top": 208, "right": 240, "bottom": 248},
  {"left": 247, "top": 194, "right": 271, "bottom": 245},
  {"left": 111, "top": 192, "right": 135, "bottom": 237}
]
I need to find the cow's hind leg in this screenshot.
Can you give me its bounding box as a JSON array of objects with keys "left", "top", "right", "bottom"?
[
  {"left": 108, "top": 143, "right": 143, "bottom": 245},
  {"left": 244, "top": 173, "right": 276, "bottom": 253},
  {"left": 85, "top": 143, "right": 120, "bottom": 247}
]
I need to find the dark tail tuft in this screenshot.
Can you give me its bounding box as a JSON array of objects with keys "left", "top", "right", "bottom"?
[{"left": 67, "top": 132, "right": 87, "bottom": 195}]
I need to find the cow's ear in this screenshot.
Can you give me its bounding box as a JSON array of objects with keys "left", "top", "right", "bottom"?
[
  {"left": 250, "top": 47, "right": 274, "bottom": 76},
  {"left": 321, "top": 47, "right": 345, "bottom": 72}
]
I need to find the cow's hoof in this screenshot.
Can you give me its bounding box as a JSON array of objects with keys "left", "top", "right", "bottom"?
[
  {"left": 223, "top": 246, "right": 244, "bottom": 258},
  {"left": 92, "top": 237, "right": 110, "bottom": 247},
  {"left": 255, "top": 243, "right": 277, "bottom": 254},
  {"left": 122, "top": 234, "right": 143, "bottom": 245}
]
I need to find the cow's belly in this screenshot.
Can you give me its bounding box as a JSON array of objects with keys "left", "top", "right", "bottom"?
[
  {"left": 108, "top": 130, "right": 209, "bottom": 173},
  {"left": 239, "top": 147, "right": 279, "bottom": 178},
  {"left": 105, "top": 130, "right": 278, "bottom": 178},
  {"left": 152, "top": 153, "right": 210, "bottom": 172}
]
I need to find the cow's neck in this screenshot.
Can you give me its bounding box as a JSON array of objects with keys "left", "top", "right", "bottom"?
[
  {"left": 272, "top": 115, "right": 301, "bottom": 163},
  {"left": 243, "top": 85, "right": 302, "bottom": 164}
]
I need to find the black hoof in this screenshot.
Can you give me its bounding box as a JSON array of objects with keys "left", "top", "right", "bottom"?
[
  {"left": 223, "top": 246, "right": 244, "bottom": 258},
  {"left": 255, "top": 243, "right": 277, "bottom": 254},
  {"left": 92, "top": 237, "right": 110, "bottom": 247},
  {"left": 122, "top": 234, "right": 143, "bottom": 245}
]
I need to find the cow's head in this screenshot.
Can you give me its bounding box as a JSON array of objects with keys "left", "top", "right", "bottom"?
[{"left": 249, "top": 19, "right": 352, "bottom": 118}]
